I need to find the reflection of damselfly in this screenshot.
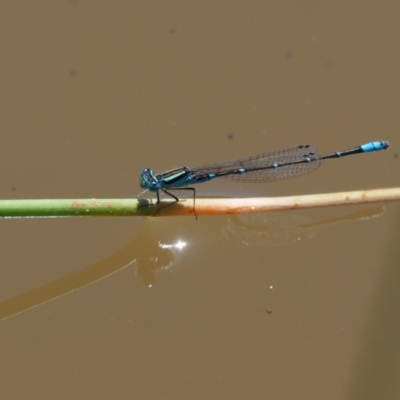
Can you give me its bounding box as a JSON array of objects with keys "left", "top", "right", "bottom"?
[{"left": 139, "top": 141, "right": 389, "bottom": 216}]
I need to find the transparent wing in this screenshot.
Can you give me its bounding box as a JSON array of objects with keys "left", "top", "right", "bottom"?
[{"left": 190, "top": 145, "right": 323, "bottom": 183}]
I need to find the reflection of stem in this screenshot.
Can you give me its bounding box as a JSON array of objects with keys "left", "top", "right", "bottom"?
[
  {"left": 0, "top": 220, "right": 178, "bottom": 321},
  {"left": 0, "top": 203, "right": 388, "bottom": 321},
  {"left": 0, "top": 187, "right": 398, "bottom": 217},
  {"left": 223, "top": 206, "right": 385, "bottom": 247},
  {"left": 298, "top": 205, "right": 385, "bottom": 229},
  {"left": 0, "top": 252, "right": 136, "bottom": 322}
]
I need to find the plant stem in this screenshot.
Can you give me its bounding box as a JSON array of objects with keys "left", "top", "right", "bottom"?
[{"left": 0, "top": 187, "right": 398, "bottom": 218}]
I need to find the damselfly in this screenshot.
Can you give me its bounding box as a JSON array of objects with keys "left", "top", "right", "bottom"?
[{"left": 139, "top": 141, "right": 389, "bottom": 217}]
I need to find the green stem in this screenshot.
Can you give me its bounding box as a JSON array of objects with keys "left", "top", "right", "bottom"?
[{"left": 0, "top": 199, "right": 155, "bottom": 217}]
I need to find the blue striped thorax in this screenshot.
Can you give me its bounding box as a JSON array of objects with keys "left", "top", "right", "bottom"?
[
  {"left": 155, "top": 167, "right": 192, "bottom": 189},
  {"left": 140, "top": 167, "right": 195, "bottom": 191}
]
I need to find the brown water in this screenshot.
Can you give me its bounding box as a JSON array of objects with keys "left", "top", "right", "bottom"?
[{"left": 0, "top": 2, "right": 399, "bottom": 399}]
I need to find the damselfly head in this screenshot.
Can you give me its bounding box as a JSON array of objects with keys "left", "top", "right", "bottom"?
[{"left": 140, "top": 168, "right": 161, "bottom": 191}]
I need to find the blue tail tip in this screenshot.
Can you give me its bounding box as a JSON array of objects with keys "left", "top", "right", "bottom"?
[{"left": 361, "top": 141, "right": 390, "bottom": 152}]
